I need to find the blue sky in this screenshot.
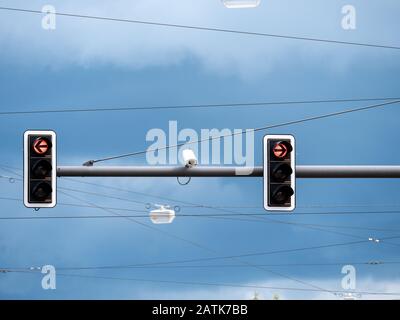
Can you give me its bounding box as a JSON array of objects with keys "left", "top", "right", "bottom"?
[{"left": 0, "top": 0, "right": 400, "bottom": 299}]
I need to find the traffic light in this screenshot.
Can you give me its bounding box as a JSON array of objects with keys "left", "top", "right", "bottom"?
[
  {"left": 264, "top": 135, "right": 295, "bottom": 212},
  {"left": 24, "top": 130, "right": 57, "bottom": 208}
]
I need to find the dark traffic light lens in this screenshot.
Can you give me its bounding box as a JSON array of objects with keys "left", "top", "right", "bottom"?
[
  {"left": 271, "top": 185, "right": 294, "bottom": 204},
  {"left": 31, "top": 182, "right": 52, "bottom": 201},
  {"left": 31, "top": 160, "right": 52, "bottom": 178},
  {"left": 271, "top": 163, "right": 293, "bottom": 182}
]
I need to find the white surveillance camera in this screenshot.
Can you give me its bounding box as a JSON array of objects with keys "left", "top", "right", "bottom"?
[{"left": 182, "top": 149, "right": 197, "bottom": 168}]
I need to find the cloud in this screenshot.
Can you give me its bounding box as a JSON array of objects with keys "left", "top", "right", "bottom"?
[
  {"left": 140, "top": 277, "right": 400, "bottom": 300},
  {"left": 0, "top": 0, "right": 399, "bottom": 78}
]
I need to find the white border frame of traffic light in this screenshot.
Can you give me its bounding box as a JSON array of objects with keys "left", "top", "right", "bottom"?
[
  {"left": 263, "top": 134, "right": 296, "bottom": 212},
  {"left": 23, "top": 130, "right": 57, "bottom": 208}
]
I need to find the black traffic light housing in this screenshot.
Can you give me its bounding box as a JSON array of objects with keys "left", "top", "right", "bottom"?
[
  {"left": 24, "top": 130, "right": 57, "bottom": 208},
  {"left": 264, "top": 135, "right": 295, "bottom": 212}
]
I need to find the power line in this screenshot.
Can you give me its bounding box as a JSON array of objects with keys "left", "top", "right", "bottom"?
[
  {"left": 53, "top": 176, "right": 400, "bottom": 238},
  {"left": 0, "top": 195, "right": 144, "bottom": 213},
  {"left": 1, "top": 169, "right": 399, "bottom": 290},
  {"left": 58, "top": 174, "right": 340, "bottom": 294},
  {"left": 5, "top": 173, "right": 400, "bottom": 224},
  {"left": 86, "top": 99, "right": 400, "bottom": 164},
  {"left": 1, "top": 168, "right": 399, "bottom": 292},
  {"left": 0, "top": 210, "right": 398, "bottom": 222},
  {"left": 5, "top": 163, "right": 400, "bottom": 213},
  {"left": 0, "top": 185, "right": 394, "bottom": 294},
  {"left": 0, "top": 171, "right": 155, "bottom": 208},
  {"left": 0, "top": 166, "right": 23, "bottom": 178},
  {"left": 177, "top": 213, "right": 400, "bottom": 249},
  {"left": 59, "top": 189, "right": 213, "bottom": 252},
  {"left": 5, "top": 208, "right": 400, "bottom": 248},
  {"left": 2, "top": 191, "right": 400, "bottom": 233},
  {"left": 1, "top": 97, "right": 400, "bottom": 116},
  {"left": 62, "top": 177, "right": 205, "bottom": 208},
  {"left": 1, "top": 211, "right": 399, "bottom": 233},
  {"left": 0, "top": 6, "right": 399, "bottom": 51},
  {"left": 57, "top": 260, "right": 400, "bottom": 269},
  {"left": 62, "top": 177, "right": 400, "bottom": 211},
  {"left": 206, "top": 214, "right": 400, "bottom": 236},
  {"left": 20, "top": 239, "right": 377, "bottom": 270},
  {"left": 184, "top": 203, "right": 400, "bottom": 209},
  {"left": 6, "top": 162, "right": 400, "bottom": 212},
  {"left": 59, "top": 186, "right": 148, "bottom": 206},
  {"left": 4, "top": 174, "right": 400, "bottom": 216},
  {"left": 58, "top": 177, "right": 400, "bottom": 228},
  {"left": 117, "top": 235, "right": 399, "bottom": 266},
  {"left": 4, "top": 260, "right": 398, "bottom": 271},
  {"left": 64, "top": 189, "right": 337, "bottom": 293},
  {"left": 3, "top": 189, "right": 400, "bottom": 243},
  {"left": 6, "top": 236, "right": 399, "bottom": 294},
  {"left": 0, "top": 194, "right": 400, "bottom": 221},
  {"left": 58, "top": 189, "right": 336, "bottom": 295},
  {"left": 4, "top": 269, "right": 400, "bottom": 297},
  {"left": 4, "top": 170, "right": 400, "bottom": 238},
  {"left": 4, "top": 167, "right": 400, "bottom": 255},
  {"left": 1, "top": 164, "right": 200, "bottom": 208},
  {"left": 54, "top": 173, "right": 400, "bottom": 242}
]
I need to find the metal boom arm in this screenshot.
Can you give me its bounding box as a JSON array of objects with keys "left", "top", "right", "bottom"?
[{"left": 57, "top": 165, "right": 400, "bottom": 178}]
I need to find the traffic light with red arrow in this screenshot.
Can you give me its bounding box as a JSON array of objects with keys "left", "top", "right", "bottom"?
[
  {"left": 264, "top": 135, "right": 295, "bottom": 212},
  {"left": 24, "top": 130, "right": 57, "bottom": 208}
]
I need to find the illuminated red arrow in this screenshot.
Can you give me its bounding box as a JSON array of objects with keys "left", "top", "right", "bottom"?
[
  {"left": 273, "top": 143, "right": 288, "bottom": 158},
  {"left": 33, "top": 138, "right": 49, "bottom": 155}
]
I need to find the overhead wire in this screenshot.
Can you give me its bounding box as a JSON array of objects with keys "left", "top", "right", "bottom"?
[
  {"left": 57, "top": 189, "right": 337, "bottom": 296},
  {"left": 58, "top": 189, "right": 212, "bottom": 252},
  {"left": 2, "top": 168, "right": 400, "bottom": 241},
  {"left": 4, "top": 192, "right": 400, "bottom": 217},
  {"left": 2, "top": 177, "right": 400, "bottom": 234},
  {"left": 10, "top": 239, "right": 386, "bottom": 270},
  {"left": 0, "top": 6, "right": 399, "bottom": 50},
  {"left": 62, "top": 177, "right": 400, "bottom": 211},
  {"left": 85, "top": 99, "right": 400, "bottom": 164},
  {"left": 2, "top": 269, "right": 399, "bottom": 297},
  {"left": 2, "top": 166, "right": 399, "bottom": 294},
  {"left": 2, "top": 170, "right": 400, "bottom": 233},
  {"left": 1, "top": 210, "right": 400, "bottom": 234},
  {"left": 1, "top": 97, "right": 400, "bottom": 116},
  {"left": 4, "top": 163, "right": 400, "bottom": 213},
  {"left": 4, "top": 260, "right": 399, "bottom": 271}
]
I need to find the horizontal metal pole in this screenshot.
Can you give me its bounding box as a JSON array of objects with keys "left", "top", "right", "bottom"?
[
  {"left": 57, "top": 165, "right": 400, "bottom": 178},
  {"left": 296, "top": 166, "right": 400, "bottom": 178}
]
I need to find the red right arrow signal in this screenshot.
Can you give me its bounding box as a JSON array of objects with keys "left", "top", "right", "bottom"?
[{"left": 273, "top": 142, "right": 288, "bottom": 158}]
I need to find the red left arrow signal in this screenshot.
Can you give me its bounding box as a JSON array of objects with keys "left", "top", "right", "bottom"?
[{"left": 32, "top": 138, "right": 50, "bottom": 155}]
